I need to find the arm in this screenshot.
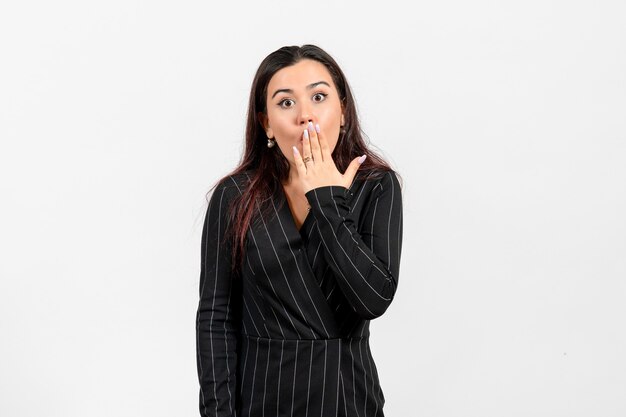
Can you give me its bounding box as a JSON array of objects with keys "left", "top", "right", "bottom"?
[
  {"left": 196, "top": 180, "right": 240, "bottom": 416},
  {"left": 305, "top": 170, "right": 403, "bottom": 320}
]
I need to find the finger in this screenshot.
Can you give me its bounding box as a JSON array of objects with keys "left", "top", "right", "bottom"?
[
  {"left": 343, "top": 155, "right": 366, "bottom": 186},
  {"left": 292, "top": 146, "right": 307, "bottom": 176},
  {"left": 302, "top": 127, "right": 313, "bottom": 165},
  {"left": 307, "top": 121, "right": 322, "bottom": 163},
  {"left": 315, "top": 123, "right": 331, "bottom": 161}
]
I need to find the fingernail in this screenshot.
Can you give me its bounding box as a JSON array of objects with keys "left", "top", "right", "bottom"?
[
  {"left": 315, "top": 123, "right": 320, "bottom": 133},
  {"left": 293, "top": 146, "right": 299, "bottom": 155},
  {"left": 308, "top": 121, "right": 314, "bottom": 130},
  {"left": 358, "top": 155, "right": 367, "bottom": 164},
  {"left": 303, "top": 129, "right": 309, "bottom": 139}
]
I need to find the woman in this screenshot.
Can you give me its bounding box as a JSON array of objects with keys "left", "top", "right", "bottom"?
[{"left": 196, "top": 44, "right": 403, "bottom": 417}]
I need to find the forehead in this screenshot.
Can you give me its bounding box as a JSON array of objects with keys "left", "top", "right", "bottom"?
[{"left": 267, "top": 59, "right": 335, "bottom": 91}]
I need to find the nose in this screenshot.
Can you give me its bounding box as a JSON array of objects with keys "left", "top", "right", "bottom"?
[{"left": 297, "top": 102, "right": 315, "bottom": 126}]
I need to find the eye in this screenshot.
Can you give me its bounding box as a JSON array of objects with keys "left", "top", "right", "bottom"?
[
  {"left": 278, "top": 98, "right": 295, "bottom": 109},
  {"left": 313, "top": 92, "right": 327, "bottom": 102}
]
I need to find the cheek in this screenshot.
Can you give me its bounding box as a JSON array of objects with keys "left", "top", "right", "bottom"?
[
  {"left": 319, "top": 107, "right": 341, "bottom": 123},
  {"left": 267, "top": 114, "right": 292, "bottom": 135},
  {"left": 327, "top": 132, "right": 340, "bottom": 151},
  {"left": 327, "top": 133, "right": 340, "bottom": 153}
]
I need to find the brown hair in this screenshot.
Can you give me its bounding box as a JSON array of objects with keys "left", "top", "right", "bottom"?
[{"left": 206, "top": 44, "right": 397, "bottom": 275}]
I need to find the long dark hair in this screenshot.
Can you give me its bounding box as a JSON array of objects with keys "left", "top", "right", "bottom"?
[{"left": 206, "top": 44, "right": 397, "bottom": 275}]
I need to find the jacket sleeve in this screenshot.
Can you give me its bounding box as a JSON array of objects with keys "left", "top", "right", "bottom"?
[
  {"left": 196, "top": 179, "right": 241, "bottom": 416},
  {"left": 305, "top": 170, "right": 403, "bottom": 320}
]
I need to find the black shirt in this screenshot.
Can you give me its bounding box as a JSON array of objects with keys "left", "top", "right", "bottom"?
[{"left": 196, "top": 169, "right": 403, "bottom": 417}]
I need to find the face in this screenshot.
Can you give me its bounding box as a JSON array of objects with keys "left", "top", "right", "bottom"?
[{"left": 260, "top": 59, "right": 345, "bottom": 166}]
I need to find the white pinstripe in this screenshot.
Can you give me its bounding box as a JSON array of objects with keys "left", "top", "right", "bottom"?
[
  {"left": 359, "top": 326, "right": 373, "bottom": 417},
  {"left": 311, "top": 241, "right": 323, "bottom": 268},
  {"left": 336, "top": 340, "right": 342, "bottom": 417},
  {"left": 386, "top": 172, "right": 394, "bottom": 272},
  {"left": 349, "top": 340, "right": 361, "bottom": 417},
  {"left": 224, "top": 282, "right": 234, "bottom": 415},
  {"left": 305, "top": 340, "right": 314, "bottom": 417},
  {"left": 365, "top": 341, "right": 381, "bottom": 416},
  {"left": 340, "top": 372, "right": 348, "bottom": 417},
  {"left": 277, "top": 339, "right": 284, "bottom": 416},
  {"left": 241, "top": 337, "right": 250, "bottom": 407},
  {"left": 262, "top": 339, "right": 270, "bottom": 417},
  {"left": 199, "top": 186, "right": 233, "bottom": 415},
  {"left": 243, "top": 298, "right": 261, "bottom": 336},
  {"left": 248, "top": 340, "right": 259, "bottom": 417},
  {"left": 320, "top": 340, "right": 327, "bottom": 417},
  {"left": 369, "top": 198, "right": 378, "bottom": 251},
  {"left": 290, "top": 339, "right": 299, "bottom": 417}
]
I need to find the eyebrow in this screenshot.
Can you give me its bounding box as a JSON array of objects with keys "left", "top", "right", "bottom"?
[{"left": 271, "top": 81, "right": 331, "bottom": 99}]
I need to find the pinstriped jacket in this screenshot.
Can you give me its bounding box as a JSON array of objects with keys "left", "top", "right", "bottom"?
[{"left": 196, "top": 169, "right": 403, "bottom": 417}]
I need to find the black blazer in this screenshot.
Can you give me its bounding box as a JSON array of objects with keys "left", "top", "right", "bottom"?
[{"left": 196, "top": 169, "right": 403, "bottom": 417}]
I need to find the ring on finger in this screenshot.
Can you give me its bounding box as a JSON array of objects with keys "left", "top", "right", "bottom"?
[{"left": 303, "top": 156, "right": 312, "bottom": 164}]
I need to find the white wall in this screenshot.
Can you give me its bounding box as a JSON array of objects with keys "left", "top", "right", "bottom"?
[{"left": 1, "top": 1, "right": 625, "bottom": 416}]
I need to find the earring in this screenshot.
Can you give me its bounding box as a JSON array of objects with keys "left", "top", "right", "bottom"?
[{"left": 267, "top": 138, "right": 276, "bottom": 148}]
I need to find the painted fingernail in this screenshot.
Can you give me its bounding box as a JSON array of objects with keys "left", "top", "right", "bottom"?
[
  {"left": 308, "top": 121, "right": 314, "bottom": 130},
  {"left": 315, "top": 123, "right": 320, "bottom": 133},
  {"left": 358, "top": 155, "right": 367, "bottom": 164},
  {"left": 293, "top": 146, "right": 299, "bottom": 155},
  {"left": 303, "top": 128, "right": 309, "bottom": 139}
]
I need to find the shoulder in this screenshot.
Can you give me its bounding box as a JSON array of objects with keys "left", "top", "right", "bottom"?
[
  {"left": 355, "top": 168, "right": 402, "bottom": 197},
  {"left": 212, "top": 170, "right": 254, "bottom": 199},
  {"left": 377, "top": 169, "right": 402, "bottom": 194}
]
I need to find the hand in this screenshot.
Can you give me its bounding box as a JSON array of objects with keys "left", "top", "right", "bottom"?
[{"left": 292, "top": 121, "right": 366, "bottom": 194}]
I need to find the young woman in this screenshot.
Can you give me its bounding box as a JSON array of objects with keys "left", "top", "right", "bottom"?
[{"left": 196, "top": 44, "right": 403, "bottom": 417}]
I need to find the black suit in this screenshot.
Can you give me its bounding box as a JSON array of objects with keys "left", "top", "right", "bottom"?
[{"left": 196, "top": 169, "right": 403, "bottom": 417}]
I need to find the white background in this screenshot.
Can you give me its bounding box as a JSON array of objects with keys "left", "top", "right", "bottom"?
[{"left": 1, "top": 1, "right": 625, "bottom": 416}]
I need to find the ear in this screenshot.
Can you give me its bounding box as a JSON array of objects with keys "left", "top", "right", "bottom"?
[{"left": 258, "top": 112, "right": 273, "bottom": 138}]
